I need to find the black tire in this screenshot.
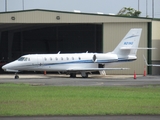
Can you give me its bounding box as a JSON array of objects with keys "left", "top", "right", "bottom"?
[
  {"left": 70, "top": 73, "right": 76, "bottom": 78},
  {"left": 15, "top": 75, "right": 19, "bottom": 79},
  {"left": 82, "top": 73, "right": 88, "bottom": 78}
]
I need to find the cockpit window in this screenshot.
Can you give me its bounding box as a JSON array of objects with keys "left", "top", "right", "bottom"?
[
  {"left": 24, "top": 57, "right": 28, "bottom": 61},
  {"left": 18, "top": 57, "right": 25, "bottom": 61},
  {"left": 18, "top": 57, "right": 30, "bottom": 61}
]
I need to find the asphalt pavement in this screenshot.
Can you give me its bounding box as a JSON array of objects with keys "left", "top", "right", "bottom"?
[{"left": 0, "top": 74, "right": 160, "bottom": 86}]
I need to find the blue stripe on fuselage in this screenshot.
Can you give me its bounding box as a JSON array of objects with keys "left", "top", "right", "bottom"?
[{"left": 23, "top": 58, "right": 136, "bottom": 67}]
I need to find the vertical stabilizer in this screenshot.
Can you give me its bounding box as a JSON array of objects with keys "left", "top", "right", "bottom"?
[{"left": 112, "top": 28, "right": 142, "bottom": 58}]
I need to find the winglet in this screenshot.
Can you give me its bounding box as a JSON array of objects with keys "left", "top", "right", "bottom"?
[
  {"left": 143, "top": 55, "right": 160, "bottom": 67},
  {"left": 121, "top": 47, "right": 156, "bottom": 50},
  {"left": 143, "top": 55, "right": 149, "bottom": 66}
]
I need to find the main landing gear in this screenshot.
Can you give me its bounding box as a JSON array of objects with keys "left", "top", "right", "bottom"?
[
  {"left": 81, "top": 72, "right": 88, "bottom": 78},
  {"left": 70, "top": 73, "right": 76, "bottom": 78},
  {"left": 69, "top": 72, "right": 89, "bottom": 78},
  {"left": 15, "top": 73, "right": 19, "bottom": 79}
]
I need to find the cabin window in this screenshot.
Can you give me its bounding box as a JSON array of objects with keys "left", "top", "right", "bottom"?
[
  {"left": 72, "top": 57, "right": 74, "bottom": 60},
  {"left": 66, "top": 57, "right": 69, "bottom": 60},
  {"left": 50, "top": 57, "right": 52, "bottom": 61},
  {"left": 56, "top": 57, "right": 58, "bottom": 60},
  {"left": 79, "top": 57, "right": 81, "bottom": 60},
  {"left": 61, "top": 57, "right": 63, "bottom": 60},
  {"left": 44, "top": 58, "right": 47, "bottom": 61}
]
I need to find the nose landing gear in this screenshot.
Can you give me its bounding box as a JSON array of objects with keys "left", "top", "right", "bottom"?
[{"left": 15, "top": 73, "right": 19, "bottom": 79}]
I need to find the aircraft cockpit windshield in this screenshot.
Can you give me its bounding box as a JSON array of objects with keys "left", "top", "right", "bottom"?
[{"left": 17, "top": 57, "right": 30, "bottom": 61}]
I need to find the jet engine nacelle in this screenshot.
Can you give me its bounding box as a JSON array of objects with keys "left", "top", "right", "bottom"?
[{"left": 93, "top": 53, "right": 118, "bottom": 63}]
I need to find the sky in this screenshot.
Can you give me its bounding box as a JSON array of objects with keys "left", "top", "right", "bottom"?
[{"left": 0, "top": 0, "right": 160, "bottom": 18}]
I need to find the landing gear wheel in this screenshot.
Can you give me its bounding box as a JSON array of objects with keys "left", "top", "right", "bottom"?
[
  {"left": 15, "top": 73, "right": 19, "bottom": 79},
  {"left": 15, "top": 75, "right": 19, "bottom": 79},
  {"left": 81, "top": 72, "right": 88, "bottom": 78},
  {"left": 70, "top": 73, "right": 76, "bottom": 78},
  {"left": 82, "top": 73, "right": 88, "bottom": 78}
]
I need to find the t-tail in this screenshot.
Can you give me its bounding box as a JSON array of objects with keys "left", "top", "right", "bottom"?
[{"left": 112, "top": 28, "right": 142, "bottom": 61}]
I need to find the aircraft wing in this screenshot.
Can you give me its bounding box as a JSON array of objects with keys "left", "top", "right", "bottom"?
[
  {"left": 67, "top": 68, "right": 129, "bottom": 71},
  {"left": 143, "top": 55, "right": 160, "bottom": 67}
]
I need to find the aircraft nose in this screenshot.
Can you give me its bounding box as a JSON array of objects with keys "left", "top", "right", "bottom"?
[
  {"left": 2, "top": 64, "right": 7, "bottom": 71},
  {"left": 1, "top": 62, "right": 19, "bottom": 72}
]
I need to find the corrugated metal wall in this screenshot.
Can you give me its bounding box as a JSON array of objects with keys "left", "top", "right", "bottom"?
[
  {"left": 103, "top": 23, "right": 148, "bottom": 74},
  {"left": 152, "top": 21, "right": 160, "bottom": 60},
  {"left": 151, "top": 21, "right": 160, "bottom": 75}
]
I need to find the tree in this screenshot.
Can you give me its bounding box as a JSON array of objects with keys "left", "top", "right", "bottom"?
[{"left": 117, "top": 7, "right": 141, "bottom": 17}]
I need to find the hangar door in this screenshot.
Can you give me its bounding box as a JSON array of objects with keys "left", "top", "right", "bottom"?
[{"left": 0, "top": 24, "right": 102, "bottom": 73}]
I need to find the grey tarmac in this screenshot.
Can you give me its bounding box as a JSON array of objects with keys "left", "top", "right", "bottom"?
[{"left": 0, "top": 74, "right": 160, "bottom": 86}]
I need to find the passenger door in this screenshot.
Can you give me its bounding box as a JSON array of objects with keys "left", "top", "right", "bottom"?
[{"left": 37, "top": 56, "right": 43, "bottom": 66}]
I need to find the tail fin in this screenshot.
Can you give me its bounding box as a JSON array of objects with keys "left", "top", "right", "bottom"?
[{"left": 112, "top": 28, "right": 142, "bottom": 58}]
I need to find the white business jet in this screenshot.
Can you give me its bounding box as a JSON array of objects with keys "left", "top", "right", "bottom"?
[{"left": 2, "top": 28, "right": 142, "bottom": 79}]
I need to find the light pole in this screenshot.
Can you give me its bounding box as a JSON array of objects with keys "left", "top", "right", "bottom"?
[
  {"left": 152, "top": 0, "right": 154, "bottom": 18},
  {"left": 146, "top": 0, "right": 148, "bottom": 17},
  {"left": 138, "top": 0, "right": 139, "bottom": 11},
  {"left": 5, "top": 0, "right": 7, "bottom": 12},
  {"left": 22, "top": 0, "right": 24, "bottom": 10}
]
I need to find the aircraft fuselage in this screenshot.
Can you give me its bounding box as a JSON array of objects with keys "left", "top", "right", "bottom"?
[{"left": 2, "top": 53, "right": 120, "bottom": 72}]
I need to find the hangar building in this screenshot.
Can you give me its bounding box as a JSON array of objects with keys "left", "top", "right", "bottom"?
[{"left": 0, "top": 9, "right": 159, "bottom": 75}]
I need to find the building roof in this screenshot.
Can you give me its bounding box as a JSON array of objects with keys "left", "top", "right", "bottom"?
[{"left": 0, "top": 9, "right": 152, "bottom": 31}]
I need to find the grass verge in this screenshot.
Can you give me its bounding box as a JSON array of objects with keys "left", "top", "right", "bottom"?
[{"left": 0, "top": 83, "right": 160, "bottom": 116}]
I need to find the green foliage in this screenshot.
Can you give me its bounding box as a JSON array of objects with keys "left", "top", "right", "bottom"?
[
  {"left": 117, "top": 7, "right": 141, "bottom": 17},
  {"left": 0, "top": 84, "right": 160, "bottom": 116}
]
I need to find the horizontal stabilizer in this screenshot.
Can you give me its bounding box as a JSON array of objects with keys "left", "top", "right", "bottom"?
[{"left": 121, "top": 47, "right": 156, "bottom": 50}]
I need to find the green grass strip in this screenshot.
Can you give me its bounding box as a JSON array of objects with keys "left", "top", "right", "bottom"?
[{"left": 0, "top": 83, "right": 160, "bottom": 116}]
